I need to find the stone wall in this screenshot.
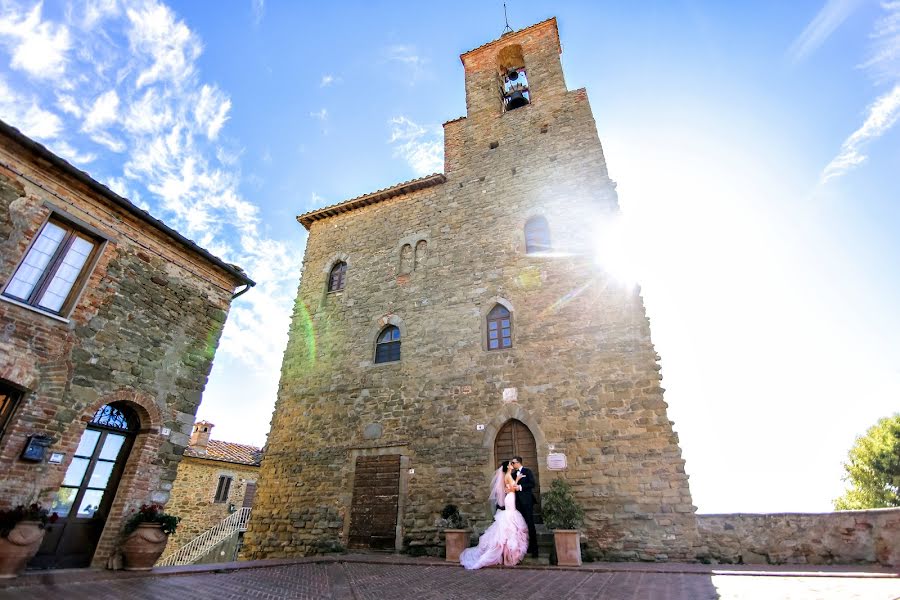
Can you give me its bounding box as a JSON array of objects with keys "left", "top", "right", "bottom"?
[
  {"left": 162, "top": 457, "right": 259, "bottom": 559},
  {"left": 0, "top": 131, "right": 245, "bottom": 567},
  {"left": 698, "top": 509, "right": 900, "bottom": 567},
  {"left": 243, "top": 19, "right": 702, "bottom": 562}
]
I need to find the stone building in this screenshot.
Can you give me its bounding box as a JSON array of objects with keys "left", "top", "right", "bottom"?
[
  {"left": 160, "top": 421, "right": 261, "bottom": 564},
  {"left": 243, "top": 18, "right": 702, "bottom": 561},
  {"left": 0, "top": 119, "right": 254, "bottom": 569}
]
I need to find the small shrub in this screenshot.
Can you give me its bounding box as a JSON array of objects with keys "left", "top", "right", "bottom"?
[
  {"left": 123, "top": 504, "right": 180, "bottom": 536},
  {"left": 541, "top": 479, "right": 584, "bottom": 530},
  {"left": 0, "top": 504, "right": 58, "bottom": 537},
  {"left": 435, "top": 504, "right": 467, "bottom": 529}
]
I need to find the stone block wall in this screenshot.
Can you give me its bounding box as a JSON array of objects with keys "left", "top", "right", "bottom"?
[
  {"left": 698, "top": 509, "right": 900, "bottom": 567},
  {"left": 0, "top": 131, "right": 244, "bottom": 567},
  {"left": 243, "top": 19, "right": 702, "bottom": 562},
  {"left": 162, "top": 457, "right": 259, "bottom": 559}
]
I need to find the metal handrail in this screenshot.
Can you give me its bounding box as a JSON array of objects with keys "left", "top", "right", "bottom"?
[{"left": 156, "top": 507, "right": 252, "bottom": 566}]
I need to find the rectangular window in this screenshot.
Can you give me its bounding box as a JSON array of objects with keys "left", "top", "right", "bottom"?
[
  {"left": 3, "top": 218, "right": 101, "bottom": 316},
  {"left": 214, "top": 475, "right": 232, "bottom": 503},
  {"left": 0, "top": 382, "right": 23, "bottom": 442}
]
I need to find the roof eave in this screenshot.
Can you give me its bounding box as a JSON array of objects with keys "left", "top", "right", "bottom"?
[
  {"left": 0, "top": 120, "right": 256, "bottom": 288},
  {"left": 297, "top": 173, "right": 446, "bottom": 230}
]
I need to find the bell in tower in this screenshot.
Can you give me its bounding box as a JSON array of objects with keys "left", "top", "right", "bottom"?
[{"left": 498, "top": 45, "right": 530, "bottom": 111}]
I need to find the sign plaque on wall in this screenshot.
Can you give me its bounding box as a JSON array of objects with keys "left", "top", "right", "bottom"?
[
  {"left": 547, "top": 453, "right": 567, "bottom": 470},
  {"left": 502, "top": 387, "right": 517, "bottom": 403}
]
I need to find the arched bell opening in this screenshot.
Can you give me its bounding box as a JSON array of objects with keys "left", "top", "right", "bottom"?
[
  {"left": 31, "top": 402, "right": 140, "bottom": 569},
  {"left": 497, "top": 44, "right": 530, "bottom": 111}
]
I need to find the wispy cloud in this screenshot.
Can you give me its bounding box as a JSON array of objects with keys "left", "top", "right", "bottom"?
[
  {"left": 821, "top": 83, "right": 900, "bottom": 182},
  {"left": 0, "top": 2, "right": 71, "bottom": 82},
  {"left": 309, "top": 107, "right": 328, "bottom": 120},
  {"left": 320, "top": 74, "right": 336, "bottom": 87},
  {"left": 388, "top": 115, "right": 443, "bottom": 175},
  {"left": 860, "top": 0, "right": 900, "bottom": 83},
  {"left": 83, "top": 89, "right": 119, "bottom": 131},
  {"left": 251, "top": 0, "right": 265, "bottom": 26},
  {"left": 385, "top": 44, "right": 429, "bottom": 84},
  {"left": 0, "top": 0, "right": 302, "bottom": 394},
  {"left": 0, "top": 75, "right": 63, "bottom": 139},
  {"left": 788, "top": 0, "right": 864, "bottom": 63},
  {"left": 820, "top": 2, "right": 900, "bottom": 182},
  {"left": 125, "top": 1, "right": 201, "bottom": 88}
]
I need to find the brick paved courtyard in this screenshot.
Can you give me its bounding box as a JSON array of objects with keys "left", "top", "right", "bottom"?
[{"left": 1, "top": 558, "right": 897, "bottom": 600}]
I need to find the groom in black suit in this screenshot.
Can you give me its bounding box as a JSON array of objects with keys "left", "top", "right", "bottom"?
[{"left": 510, "top": 456, "right": 538, "bottom": 558}]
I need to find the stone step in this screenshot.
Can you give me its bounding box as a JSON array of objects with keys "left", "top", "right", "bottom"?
[{"left": 519, "top": 556, "right": 551, "bottom": 567}]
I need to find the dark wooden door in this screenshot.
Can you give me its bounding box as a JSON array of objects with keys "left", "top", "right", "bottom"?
[
  {"left": 493, "top": 419, "right": 541, "bottom": 520},
  {"left": 31, "top": 404, "right": 136, "bottom": 569},
  {"left": 348, "top": 455, "right": 400, "bottom": 550},
  {"left": 242, "top": 482, "right": 257, "bottom": 508}
]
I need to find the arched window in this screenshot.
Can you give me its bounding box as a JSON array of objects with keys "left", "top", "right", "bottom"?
[
  {"left": 524, "top": 216, "right": 551, "bottom": 254},
  {"left": 374, "top": 325, "right": 401, "bottom": 363},
  {"left": 414, "top": 240, "right": 427, "bottom": 271},
  {"left": 399, "top": 244, "right": 413, "bottom": 275},
  {"left": 487, "top": 304, "right": 512, "bottom": 350},
  {"left": 328, "top": 261, "right": 347, "bottom": 292}
]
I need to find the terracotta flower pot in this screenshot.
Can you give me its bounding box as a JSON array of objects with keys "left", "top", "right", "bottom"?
[
  {"left": 553, "top": 529, "right": 582, "bottom": 567},
  {"left": 444, "top": 529, "right": 469, "bottom": 562},
  {"left": 122, "top": 522, "right": 169, "bottom": 571},
  {"left": 0, "top": 521, "right": 47, "bottom": 578}
]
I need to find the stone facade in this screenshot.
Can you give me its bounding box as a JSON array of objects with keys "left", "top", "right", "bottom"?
[
  {"left": 699, "top": 509, "right": 900, "bottom": 567},
  {"left": 162, "top": 422, "right": 261, "bottom": 560},
  {"left": 0, "top": 120, "right": 253, "bottom": 568},
  {"left": 243, "top": 18, "right": 702, "bottom": 562}
]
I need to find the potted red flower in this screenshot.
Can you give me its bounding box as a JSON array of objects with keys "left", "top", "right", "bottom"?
[
  {"left": 120, "top": 504, "right": 180, "bottom": 571},
  {"left": 0, "top": 503, "right": 58, "bottom": 578}
]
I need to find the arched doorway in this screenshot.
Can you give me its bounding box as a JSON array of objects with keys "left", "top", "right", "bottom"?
[
  {"left": 493, "top": 419, "right": 541, "bottom": 520},
  {"left": 31, "top": 402, "right": 138, "bottom": 569}
]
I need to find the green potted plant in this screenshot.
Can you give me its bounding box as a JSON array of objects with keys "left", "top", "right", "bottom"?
[
  {"left": 542, "top": 478, "right": 585, "bottom": 566},
  {"left": 436, "top": 504, "right": 469, "bottom": 562},
  {"left": 120, "top": 503, "right": 180, "bottom": 570},
  {"left": 0, "top": 503, "right": 58, "bottom": 578}
]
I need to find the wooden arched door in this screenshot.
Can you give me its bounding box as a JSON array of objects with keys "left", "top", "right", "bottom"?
[
  {"left": 493, "top": 419, "right": 541, "bottom": 520},
  {"left": 31, "top": 403, "right": 138, "bottom": 569}
]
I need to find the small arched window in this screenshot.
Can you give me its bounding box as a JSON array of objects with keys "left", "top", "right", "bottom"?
[
  {"left": 524, "top": 216, "right": 551, "bottom": 254},
  {"left": 375, "top": 325, "right": 401, "bottom": 363},
  {"left": 399, "top": 244, "right": 413, "bottom": 275},
  {"left": 328, "top": 261, "right": 347, "bottom": 292},
  {"left": 487, "top": 304, "right": 512, "bottom": 350}
]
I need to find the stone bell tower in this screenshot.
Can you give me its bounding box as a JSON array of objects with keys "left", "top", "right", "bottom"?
[{"left": 242, "top": 17, "right": 703, "bottom": 562}]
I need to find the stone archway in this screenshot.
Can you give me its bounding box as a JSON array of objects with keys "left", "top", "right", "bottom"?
[{"left": 493, "top": 419, "right": 542, "bottom": 519}]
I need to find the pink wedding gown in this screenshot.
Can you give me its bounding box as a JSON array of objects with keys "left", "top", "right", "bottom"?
[{"left": 459, "top": 491, "right": 529, "bottom": 569}]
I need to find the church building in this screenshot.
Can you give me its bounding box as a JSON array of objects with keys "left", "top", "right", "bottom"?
[{"left": 243, "top": 17, "right": 703, "bottom": 561}]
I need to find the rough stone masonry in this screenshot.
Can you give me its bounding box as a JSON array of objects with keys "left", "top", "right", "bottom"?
[
  {"left": 0, "top": 119, "right": 253, "bottom": 568},
  {"left": 242, "top": 18, "right": 704, "bottom": 561}
]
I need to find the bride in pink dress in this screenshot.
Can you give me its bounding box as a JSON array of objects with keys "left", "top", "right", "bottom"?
[{"left": 459, "top": 460, "right": 529, "bottom": 569}]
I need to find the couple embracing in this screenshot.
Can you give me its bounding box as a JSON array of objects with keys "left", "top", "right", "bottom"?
[{"left": 459, "top": 456, "right": 539, "bottom": 570}]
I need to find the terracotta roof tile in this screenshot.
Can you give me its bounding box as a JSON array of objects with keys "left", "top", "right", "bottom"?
[{"left": 184, "top": 439, "right": 262, "bottom": 466}]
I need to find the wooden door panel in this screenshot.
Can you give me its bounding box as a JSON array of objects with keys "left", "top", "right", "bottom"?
[
  {"left": 348, "top": 455, "right": 400, "bottom": 550},
  {"left": 493, "top": 419, "right": 542, "bottom": 520}
]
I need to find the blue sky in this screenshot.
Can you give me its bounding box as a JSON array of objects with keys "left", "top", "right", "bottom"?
[{"left": 0, "top": 1, "right": 897, "bottom": 513}]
